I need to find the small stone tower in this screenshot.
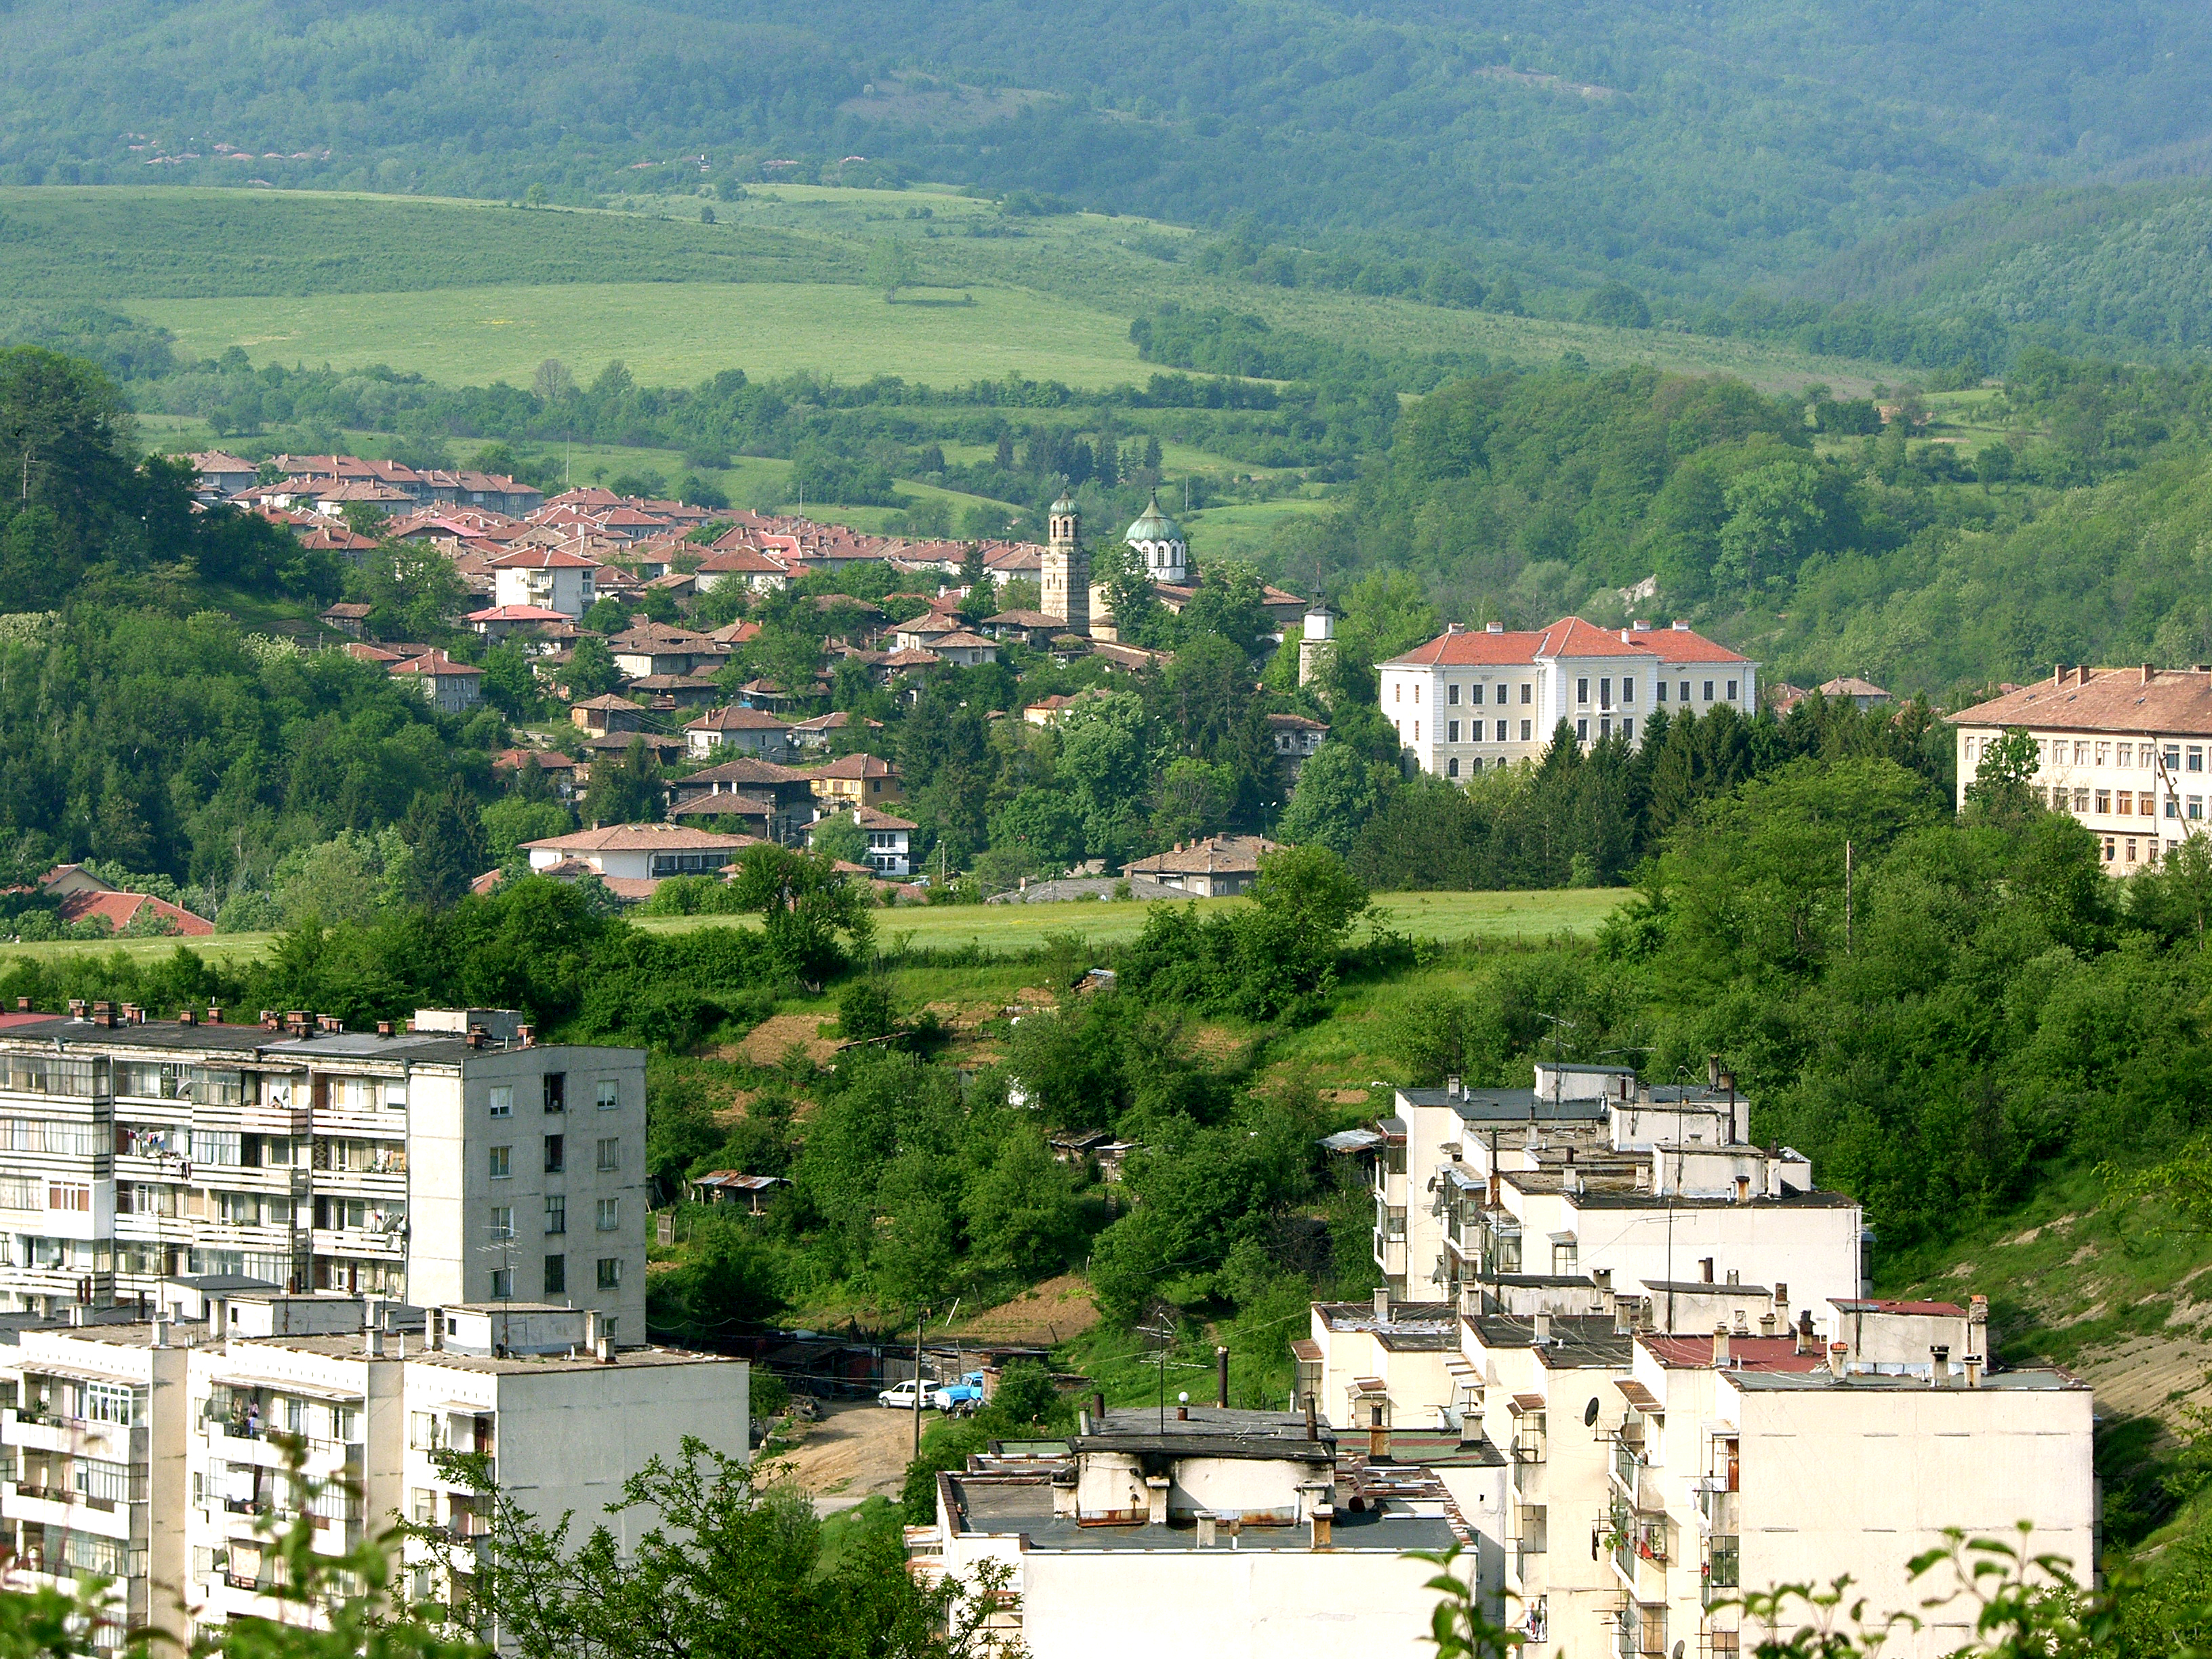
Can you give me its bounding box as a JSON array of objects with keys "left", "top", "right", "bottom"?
[
  {"left": 1041, "top": 490, "right": 1088, "bottom": 636},
  {"left": 1298, "top": 598, "right": 1338, "bottom": 687}
]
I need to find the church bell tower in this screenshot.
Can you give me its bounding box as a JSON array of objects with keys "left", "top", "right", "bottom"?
[{"left": 1041, "top": 490, "right": 1088, "bottom": 636}]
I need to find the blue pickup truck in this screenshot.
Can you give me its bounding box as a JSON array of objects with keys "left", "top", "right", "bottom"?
[{"left": 930, "top": 1370, "right": 987, "bottom": 1414}]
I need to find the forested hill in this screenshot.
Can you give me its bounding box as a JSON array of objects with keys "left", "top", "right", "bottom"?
[{"left": 9, "top": 0, "right": 2212, "bottom": 307}]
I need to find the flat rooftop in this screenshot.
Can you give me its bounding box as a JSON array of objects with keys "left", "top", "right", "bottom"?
[
  {"left": 1727, "top": 1368, "right": 2085, "bottom": 1393},
  {"left": 945, "top": 1473, "right": 1459, "bottom": 1553},
  {"left": 1465, "top": 1313, "right": 1632, "bottom": 1369}
]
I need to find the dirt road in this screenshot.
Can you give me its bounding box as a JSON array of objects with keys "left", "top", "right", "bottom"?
[{"left": 773, "top": 1399, "right": 919, "bottom": 1515}]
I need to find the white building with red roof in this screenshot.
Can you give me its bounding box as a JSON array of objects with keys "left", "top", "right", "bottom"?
[
  {"left": 1378, "top": 617, "right": 1757, "bottom": 779},
  {"left": 488, "top": 548, "right": 598, "bottom": 618}
]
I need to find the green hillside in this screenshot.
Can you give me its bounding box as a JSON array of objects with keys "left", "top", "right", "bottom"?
[{"left": 8, "top": 0, "right": 2212, "bottom": 312}]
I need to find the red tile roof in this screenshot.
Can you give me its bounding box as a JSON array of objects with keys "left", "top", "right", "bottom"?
[
  {"left": 1385, "top": 616, "right": 1750, "bottom": 668},
  {"left": 58, "top": 890, "right": 215, "bottom": 937}
]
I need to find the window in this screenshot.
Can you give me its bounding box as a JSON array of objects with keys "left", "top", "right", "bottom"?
[
  {"left": 1413, "top": 720, "right": 1420, "bottom": 741},
  {"left": 2168, "top": 745, "right": 2184, "bottom": 770},
  {"left": 1576, "top": 677, "right": 1589, "bottom": 705},
  {"left": 543, "top": 1073, "right": 565, "bottom": 1114},
  {"left": 488, "top": 1146, "right": 511, "bottom": 1181},
  {"left": 544, "top": 1195, "right": 565, "bottom": 1234},
  {"left": 2119, "top": 743, "right": 2134, "bottom": 766},
  {"left": 2097, "top": 742, "right": 2111, "bottom": 766},
  {"left": 1576, "top": 718, "right": 1589, "bottom": 741},
  {"left": 85, "top": 1382, "right": 136, "bottom": 1426},
  {"left": 2074, "top": 741, "right": 2089, "bottom": 765},
  {"left": 1448, "top": 758, "right": 1460, "bottom": 778},
  {"left": 2074, "top": 788, "right": 2090, "bottom": 812},
  {"left": 596, "top": 1138, "right": 619, "bottom": 1172},
  {"left": 596, "top": 1258, "right": 621, "bottom": 1291},
  {"left": 1621, "top": 718, "right": 1633, "bottom": 741},
  {"left": 1702, "top": 681, "right": 1715, "bottom": 701},
  {"left": 2192, "top": 797, "right": 2205, "bottom": 821},
  {"left": 1393, "top": 682, "right": 1401, "bottom": 704},
  {"left": 1708, "top": 1536, "right": 1741, "bottom": 1589},
  {"left": 489, "top": 1268, "right": 514, "bottom": 1300},
  {"left": 1496, "top": 720, "right": 1509, "bottom": 742},
  {"left": 2128, "top": 838, "right": 2139, "bottom": 863},
  {"left": 1448, "top": 683, "right": 1460, "bottom": 705},
  {"left": 488, "top": 1206, "right": 513, "bottom": 1240},
  {"left": 2144, "top": 792, "right": 2158, "bottom": 815},
  {"left": 1412, "top": 681, "right": 1422, "bottom": 703},
  {"left": 1726, "top": 680, "right": 1738, "bottom": 700},
  {"left": 2192, "top": 747, "right": 2205, "bottom": 773},
  {"left": 1519, "top": 720, "right": 1532, "bottom": 741},
  {"left": 1620, "top": 678, "right": 1635, "bottom": 703},
  {"left": 543, "top": 1254, "right": 565, "bottom": 1296},
  {"left": 544, "top": 1134, "right": 564, "bottom": 1173},
  {"left": 1655, "top": 680, "right": 1668, "bottom": 703},
  {"left": 47, "top": 1183, "right": 89, "bottom": 1212},
  {"left": 1599, "top": 678, "right": 1612, "bottom": 710},
  {"left": 2095, "top": 790, "right": 2111, "bottom": 813},
  {"left": 1551, "top": 1238, "right": 1578, "bottom": 1274},
  {"left": 1679, "top": 680, "right": 1691, "bottom": 703},
  {"left": 2104, "top": 838, "right": 2116, "bottom": 862},
  {"left": 1448, "top": 720, "right": 1460, "bottom": 743},
  {"left": 597, "top": 1079, "right": 619, "bottom": 1112},
  {"left": 597, "top": 1198, "right": 620, "bottom": 1232},
  {"left": 2119, "top": 792, "right": 2133, "bottom": 815},
  {"left": 1519, "top": 683, "right": 1532, "bottom": 705},
  {"left": 2168, "top": 797, "right": 2182, "bottom": 819},
  {"left": 488, "top": 1086, "right": 512, "bottom": 1119},
  {"left": 1469, "top": 757, "right": 1483, "bottom": 773}
]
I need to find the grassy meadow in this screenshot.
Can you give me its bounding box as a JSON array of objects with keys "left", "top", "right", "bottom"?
[
  {"left": 132, "top": 279, "right": 1147, "bottom": 390},
  {"left": 0, "top": 184, "right": 1916, "bottom": 397},
  {"left": 0, "top": 888, "right": 1621, "bottom": 978}
]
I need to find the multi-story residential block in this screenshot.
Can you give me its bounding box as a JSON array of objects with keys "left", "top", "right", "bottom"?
[
  {"left": 1950, "top": 663, "right": 2212, "bottom": 872},
  {"left": 1378, "top": 619, "right": 1757, "bottom": 779},
  {"left": 487, "top": 548, "right": 596, "bottom": 618},
  {"left": 0, "top": 1008, "right": 646, "bottom": 1340},
  {"left": 1370, "top": 1064, "right": 1862, "bottom": 1315},
  {"left": 0, "top": 1294, "right": 747, "bottom": 1649}
]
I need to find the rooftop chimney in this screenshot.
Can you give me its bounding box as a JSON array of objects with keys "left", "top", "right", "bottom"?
[
  {"left": 1486, "top": 621, "right": 1504, "bottom": 634},
  {"left": 376, "top": 1020, "right": 394, "bottom": 1037},
  {"left": 178, "top": 1008, "right": 197, "bottom": 1027},
  {"left": 1930, "top": 1345, "right": 1951, "bottom": 1388},
  {"left": 1216, "top": 1345, "right": 1229, "bottom": 1409},
  {"left": 466, "top": 1027, "right": 486, "bottom": 1050},
  {"left": 1614, "top": 1296, "right": 1635, "bottom": 1335},
  {"left": 1094, "top": 1390, "right": 1107, "bottom": 1425},
  {"left": 1759, "top": 1311, "right": 1777, "bottom": 1336},
  {"left": 1374, "top": 1286, "right": 1391, "bottom": 1322},
  {"left": 1370, "top": 1403, "right": 1391, "bottom": 1461},
  {"left": 518, "top": 1024, "right": 536, "bottom": 1047},
  {"left": 1725, "top": 1269, "right": 1740, "bottom": 1286},
  {"left": 1712, "top": 1323, "right": 1731, "bottom": 1368},
  {"left": 1827, "top": 1341, "right": 1849, "bottom": 1380},
  {"left": 1446, "top": 1074, "right": 1462, "bottom": 1099},
  {"left": 1671, "top": 619, "right": 1691, "bottom": 631},
  {"left": 2053, "top": 662, "right": 2068, "bottom": 684},
  {"left": 1963, "top": 1354, "right": 1984, "bottom": 1389},
  {"left": 1310, "top": 1502, "right": 1334, "bottom": 1550},
  {"left": 13, "top": 997, "right": 27, "bottom": 1012},
  {"left": 2144, "top": 665, "right": 2156, "bottom": 684},
  {"left": 1305, "top": 1395, "right": 1319, "bottom": 1441},
  {"left": 1532, "top": 1311, "right": 1552, "bottom": 1345},
  {"left": 1774, "top": 1283, "right": 1788, "bottom": 1314},
  {"left": 1700, "top": 1257, "right": 1715, "bottom": 1284},
  {"left": 207, "top": 1006, "right": 222, "bottom": 1024},
  {"left": 1795, "top": 1309, "right": 1815, "bottom": 1355},
  {"left": 1446, "top": 621, "right": 1465, "bottom": 635}
]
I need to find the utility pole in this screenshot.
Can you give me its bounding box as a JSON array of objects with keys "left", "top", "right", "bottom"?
[
  {"left": 912, "top": 1307, "right": 928, "bottom": 1459},
  {"left": 1844, "top": 840, "right": 1854, "bottom": 956}
]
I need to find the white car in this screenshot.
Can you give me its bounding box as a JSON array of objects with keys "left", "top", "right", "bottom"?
[{"left": 878, "top": 1380, "right": 926, "bottom": 1410}]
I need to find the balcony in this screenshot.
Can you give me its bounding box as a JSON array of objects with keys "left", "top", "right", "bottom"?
[{"left": 1696, "top": 1479, "right": 1738, "bottom": 1536}]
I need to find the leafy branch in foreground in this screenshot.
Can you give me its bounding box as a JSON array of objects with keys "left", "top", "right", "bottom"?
[{"left": 405, "top": 1437, "right": 1021, "bottom": 1659}]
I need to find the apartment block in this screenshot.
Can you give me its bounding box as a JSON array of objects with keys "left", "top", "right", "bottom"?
[
  {"left": 0, "top": 1006, "right": 646, "bottom": 1342},
  {"left": 1378, "top": 619, "right": 1757, "bottom": 781},
  {"left": 1366, "top": 1063, "right": 1863, "bottom": 1316},
  {"left": 1951, "top": 663, "right": 2212, "bottom": 872},
  {"left": 0, "top": 1294, "right": 748, "bottom": 1648}
]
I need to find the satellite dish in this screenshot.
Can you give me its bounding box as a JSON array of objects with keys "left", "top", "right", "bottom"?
[
  {"left": 1675, "top": 1644, "right": 1686, "bottom": 1659},
  {"left": 1583, "top": 1398, "right": 1599, "bottom": 1427}
]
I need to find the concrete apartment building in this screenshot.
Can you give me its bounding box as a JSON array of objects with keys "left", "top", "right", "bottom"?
[
  {"left": 1950, "top": 663, "right": 2212, "bottom": 872},
  {"left": 1378, "top": 619, "right": 1757, "bottom": 779},
  {"left": 0, "top": 1006, "right": 646, "bottom": 1341},
  {"left": 918, "top": 1404, "right": 1477, "bottom": 1659},
  {"left": 1366, "top": 1063, "right": 1863, "bottom": 1315},
  {"left": 1301, "top": 1061, "right": 2096, "bottom": 1659},
  {"left": 0, "top": 1294, "right": 747, "bottom": 1648}
]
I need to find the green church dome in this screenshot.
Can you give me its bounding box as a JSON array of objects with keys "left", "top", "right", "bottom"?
[{"left": 1124, "top": 489, "right": 1183, "bottom": 544}]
